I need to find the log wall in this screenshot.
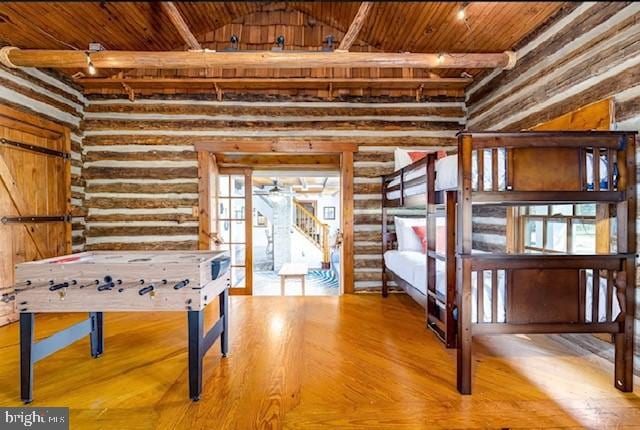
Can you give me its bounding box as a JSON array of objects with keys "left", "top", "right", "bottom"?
[
  {"left": 0, "top": 64, "right": 86, "bottom": 252},
  {"left": 81, "top": 97, "right": 464, "bottom": 290},
  {"left": 467, "top": 1, "right": 640, "bottom": 366}
]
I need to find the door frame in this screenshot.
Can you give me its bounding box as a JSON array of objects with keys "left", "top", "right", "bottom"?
[
  {"left": 196, "top": 141, "right": 356, "bottom": 294},
  {"left": 198, "top": 158, "right": 253, "bottom": 295}
]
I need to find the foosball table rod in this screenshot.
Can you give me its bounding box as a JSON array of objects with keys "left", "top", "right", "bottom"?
[{"left": 2, "top": 278, "right": 196, "bottom": 303}]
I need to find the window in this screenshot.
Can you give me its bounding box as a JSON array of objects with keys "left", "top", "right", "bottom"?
[{"left": 520, "top": 204, "right": 597, "bottom": 254}]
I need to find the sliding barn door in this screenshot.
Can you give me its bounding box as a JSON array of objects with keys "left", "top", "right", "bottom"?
[{"left": 0, "top": 105, "right": 71, "bottom": 325}]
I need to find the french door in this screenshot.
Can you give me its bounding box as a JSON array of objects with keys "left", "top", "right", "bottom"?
[{"left": 216, "top": 169, "right": 253, "bottom": 295}]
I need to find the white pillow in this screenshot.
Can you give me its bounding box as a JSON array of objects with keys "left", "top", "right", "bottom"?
[
  {"left": 395, "top": 217, "right": 426, "bottom": 252},
  {"left": 394, "top": 148, "right": 413, "bottom": 171}
]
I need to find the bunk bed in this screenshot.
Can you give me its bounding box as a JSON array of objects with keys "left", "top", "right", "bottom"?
[{"left": 381, "top": 131, "right": 637, "bottom": 395}]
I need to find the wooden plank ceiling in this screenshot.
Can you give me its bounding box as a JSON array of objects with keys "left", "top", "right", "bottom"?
[{"left": 0, "top": 2, "right": 569, "bottom": 97}]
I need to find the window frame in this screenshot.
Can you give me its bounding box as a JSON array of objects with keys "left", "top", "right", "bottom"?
[{"left": 519, "top": 204, "right": 597, "bottom": 254}]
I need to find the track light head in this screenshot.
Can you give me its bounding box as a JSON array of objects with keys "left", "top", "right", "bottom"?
[
  {"left": 457, "top": 3, "right": 469, "bottom": 21},
  {"left": 86, "top": 52, "right": 96, "bottom": 75}
]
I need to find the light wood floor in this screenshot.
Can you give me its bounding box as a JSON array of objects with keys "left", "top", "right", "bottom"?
[{"left": 0, "top": 294, "right": 638, "bottom": 429}]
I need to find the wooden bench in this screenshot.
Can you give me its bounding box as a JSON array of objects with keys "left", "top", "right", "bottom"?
[{"left": 278, "top": 263, "right": 308, "bottom": 295}]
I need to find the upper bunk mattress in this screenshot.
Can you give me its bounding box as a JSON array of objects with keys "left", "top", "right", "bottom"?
[
  {"left": 387, "top": 150, "right": 608, "bottom": 201},
  {"left": 386, "top": 153, "right": 505, "bottom": 200}
]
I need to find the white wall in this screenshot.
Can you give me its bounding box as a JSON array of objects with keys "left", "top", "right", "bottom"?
[
  {"left": 289, "top": 228, "right": 323, "bottom": 268},
  {"left": 316, "top": 194, "right": 341, "bottom": 237}
]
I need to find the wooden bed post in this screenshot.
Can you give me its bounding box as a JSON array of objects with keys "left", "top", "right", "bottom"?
[
  {"left": 426, "top": 154, "right": 436, "bottom": 326},
  {"left": 381, "top": 204, "right": 388, "bottom": 297},
  {"left": 614, "top": 133, "right": 636, "bottom": 392},
  {"left": 444, "top": 191, "right": 457, "bottom": 348},
  {"left": 456, "top": 133, "right": 474, "bottom": 394}
]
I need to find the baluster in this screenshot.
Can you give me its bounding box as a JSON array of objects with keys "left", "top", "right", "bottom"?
[
  {"left": 492, "top": 149, "right": 499, "bottom": 192},
  {"left": 477, "top": 150, "right": 484, "bottom": 192},
  {"left": 579, "top": 149, "right": 587, "bottom": 191},
  {"left": 491, "top": 270, "right": 498, "bottom": 323},
  {"left": 606, "top": 270, "right": 613, "bottom": 322},
  {"left": 592, "top": 268, "right": 600, "bottom": 322},
  {"left": 607, "top": 148, "right": 614, "bottom": 190},
  {"left": 594, "top": 148, "right": 601, "bottom": 191},
  {"left": 477, "top": 270, "right": 484, "bottom": 323},
  {"left": 579, "top": 269, "right": 586, "bottom": 322},
  {"left": 506, "top": 148, "right": 514, "bottom": 190}
]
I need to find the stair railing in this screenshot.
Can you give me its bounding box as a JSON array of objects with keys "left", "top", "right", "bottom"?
[{"left": 293, "top": 200, "right": 330, "bottom": 267}]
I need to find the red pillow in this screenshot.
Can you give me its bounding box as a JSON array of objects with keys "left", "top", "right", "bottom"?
[
  {"left": 408, "top": 151, "right": 428, "bottom": 163},
  {"left": 408, "top": 150, "right": 448, "bottom": 163},
  {"left": 412, "top": 226, "right": 427, "bottom": 254}
]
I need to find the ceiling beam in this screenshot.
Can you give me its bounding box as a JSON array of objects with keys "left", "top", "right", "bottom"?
[
  {"left": 0, "top": 47, "right": 517, "bottom": 70},
  {"left": 160, "top": 2, "right": 201, "bottom": 50},
  {"left": 321, "top": 176, "right": 329, "bottom": 195},
  {"left": 77, "top": 76, "right": 473, "bottom": 91},
  {"left": 338, "top": 2, "right": 374, "bottom": 51},
  {"left": 194, "top": 140, "right": 358, "bottom": 153}
]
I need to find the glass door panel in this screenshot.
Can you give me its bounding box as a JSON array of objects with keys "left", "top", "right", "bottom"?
[{"left": 217, "top": 171, "right": 252, "bottom": 294}]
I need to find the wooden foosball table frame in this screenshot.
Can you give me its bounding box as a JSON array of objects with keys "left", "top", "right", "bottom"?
[{"left": 6, "top": 251, "right": 231, "bottom": 403}]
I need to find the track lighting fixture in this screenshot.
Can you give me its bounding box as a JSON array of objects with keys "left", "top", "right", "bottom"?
[
  {"left": 323, "top": 35, "right": 335, "bottom": 52},
  {"left": 224, "top": 34, "right": 239, "bottom": 52},
  {"left": 86, "top": 52, "right": 96, "bottom": 75},
  {"left": 457, "top": 2, "right": 469, "bottom": 20}
]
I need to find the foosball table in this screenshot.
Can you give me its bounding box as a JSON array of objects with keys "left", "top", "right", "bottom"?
[{"left": 2, "top": 250, "right": 231, "bottom": 403}]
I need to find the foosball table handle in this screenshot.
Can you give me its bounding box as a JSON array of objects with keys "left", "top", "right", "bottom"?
[
  {"left": 139, "top": 285, "right": 155, "bottom": 296},
  {"left": 173, "top": 279, "right": 190, "bottom": 290},
  {"left": 48, "top": 282, "right": 69, "bottom": 291}
]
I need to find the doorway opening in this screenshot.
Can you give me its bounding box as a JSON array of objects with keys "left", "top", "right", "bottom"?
[{"left": 252, "top": 171, "right": 341, "bottom": 296}]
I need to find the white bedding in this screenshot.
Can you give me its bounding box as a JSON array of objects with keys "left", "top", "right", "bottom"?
[
  {"left": 384, "top": 250, "right": 619, "bottom": 323},
  {"left": 383, "top": 250, "right": 445, "bottom": 297},
  {"left": 384, "top": 250, "right": 499, "bottom": 322},
  {"left": 386, "top": 155, "right": 459, "bottom": 193},
  {"left": 386, "top": 153, "right": 495, "bottom": 201},
  {"left": 385, "top": 250, "right": 506, "bottom": 323}
]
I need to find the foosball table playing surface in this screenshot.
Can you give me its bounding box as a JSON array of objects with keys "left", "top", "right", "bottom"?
[{"left": 3, "top": 250, "right": 231, "bottom": 403}]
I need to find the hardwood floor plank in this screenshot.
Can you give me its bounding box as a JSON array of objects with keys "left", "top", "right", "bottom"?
[{"left": 0, "top": 295, "right": 637, "bottom": 429}]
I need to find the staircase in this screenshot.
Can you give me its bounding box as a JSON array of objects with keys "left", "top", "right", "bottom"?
[
  {"left": 293, "top": 200, "right": 330, "bottom": 268},
  {"left": 254, "top": 194, "right": 274, "bottom": 221}
]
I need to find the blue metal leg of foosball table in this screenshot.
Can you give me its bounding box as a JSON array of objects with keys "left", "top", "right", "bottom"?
[
  {"left": 20, "top": 313, "right": 34, "bottom": 404},
  {"left": 90, "top": 311, "right": 104, "bottom": 358},
  {"left": 187, "top": 288, "right": 229, "bottom": 401},
  {"left": 20, "top": 311, "right": 102, "bottom": 404}
]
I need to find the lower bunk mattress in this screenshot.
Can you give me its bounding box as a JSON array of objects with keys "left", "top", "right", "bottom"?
[{"left": 383, "top": 250, "right": 619, "bottom": 323}]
